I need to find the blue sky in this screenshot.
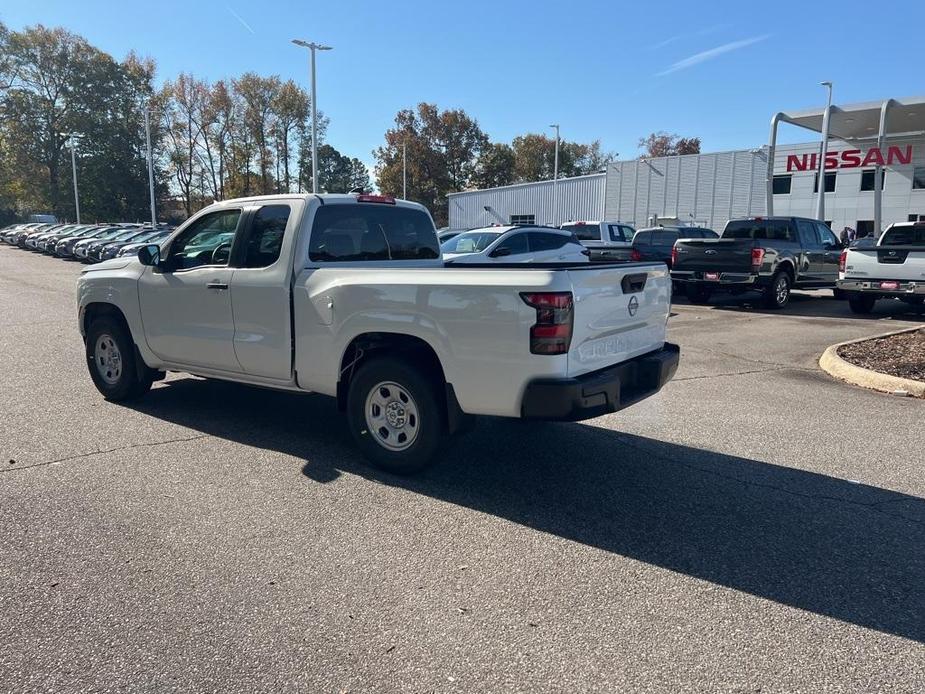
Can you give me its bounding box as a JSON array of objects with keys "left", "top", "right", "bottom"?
[{"left": 3, "top": 0, "right": 923, "bottom": 173}]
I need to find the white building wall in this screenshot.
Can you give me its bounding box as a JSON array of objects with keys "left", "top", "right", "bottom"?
[
  {"left": 769, "top": 136, "right": 925, "bottom": 231},
  {"left": 604, "top": 149, "right": 768, "bottom": 230},
  {"left": 448, "top": 137, "right": 925, "bottom": 234},
  {"left": 447, "top": 173, "right": 605, "bottom": 228}
]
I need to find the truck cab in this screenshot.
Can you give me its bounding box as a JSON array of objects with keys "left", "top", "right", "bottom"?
[{"left": 559, "top": 220, "right": 636, "bottom": 261}]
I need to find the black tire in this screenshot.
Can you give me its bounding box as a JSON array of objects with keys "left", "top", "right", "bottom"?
[
  {"left": 685, "top": 284, "right": 713, "bottom": 305},
  {"left": 762, "top": 271, "right": 791, "bottom": 309},
  {"left": 848, "top": 294, "right": 876, "bottom": 314},
  {"left": 346, "top": 356, "right": 446, "bottom": 475},
  {"left": 85, "top": 317, "right": 153, "bottom": 401},
  {"left": 832, "top": 288, "right": 847, "bottom": 300}
]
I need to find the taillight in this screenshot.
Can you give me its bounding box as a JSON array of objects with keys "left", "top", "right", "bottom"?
[
  {"left": 670, "top": 246, "right": 678, "bottom": 266},
  {"left": 838, "top": 249, "right": 847, "bottom": 273},
  {"left": 521, "top": 292, "right": 573, "bottom": 355},
  {"left": 630, "top": 248, "right": 642, "bottom": 262},
  {"left": 751, "top": 247, "right": 765, "bottom": 271}
]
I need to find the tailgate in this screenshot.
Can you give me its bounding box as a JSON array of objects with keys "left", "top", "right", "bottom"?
[
  {"left": 565, "top": 264, "right": 670, "bottom": 377},
  {"left": 673, "top": 239, "right": 754, "bottom": 272},
  {"left": 845, "top": 247, "right": 925, "bottom": 281}
]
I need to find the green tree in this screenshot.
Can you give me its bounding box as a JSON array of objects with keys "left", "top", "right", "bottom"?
[
  {"left": 375, "top": 103, "right": 487, "bottom": 225},
  {"left": 0, "top": 23, "right": 159, "bottom": 221},
  {"left": 512, "top": 134, "right": 614, "bottom": 182},
  {"left": 471, "top": 142, "right": 515, "bottom": 189},
  {"left": 234, "top": 73, "right": 281, "bottom": 195}
]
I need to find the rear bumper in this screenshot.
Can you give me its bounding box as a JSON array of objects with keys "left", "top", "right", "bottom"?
[
  {"left": 671, "top": 270, "right": 761, "bottom": 286},
  {"left": 521, "top": 342, "right": 680, "bottom": 421},
  {"left": 837, "top": 279, "right": 925, "bottom": 295}
]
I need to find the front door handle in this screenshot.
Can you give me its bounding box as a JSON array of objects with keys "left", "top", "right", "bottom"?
[{"left": 207, "top": 281, "right": 229, "bottom": 290}]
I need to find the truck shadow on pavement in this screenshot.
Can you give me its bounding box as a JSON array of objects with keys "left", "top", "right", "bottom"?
[{"left": 126, "top": 377, "right": 924, "bottom": 644}]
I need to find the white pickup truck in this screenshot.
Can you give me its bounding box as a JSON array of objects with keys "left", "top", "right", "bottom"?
[
  {"left": 77, "top": 193, "right": 678, "bottom": 473},
  {"left": 559, "top": 220, "right": 636, "bottom": 261},
  {"left": 837, "top": 221, "right": 925, "bottom": 314}
]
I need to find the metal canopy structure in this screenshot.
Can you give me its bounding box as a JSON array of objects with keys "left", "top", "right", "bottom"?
[{"left": 766, "top": 95, "right": 925, "bottom": 233}]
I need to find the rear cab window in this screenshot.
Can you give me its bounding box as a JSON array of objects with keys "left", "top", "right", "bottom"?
[
  {"left": 560, "top": 223, "right": 600, "bottom": 241},
  {"left": 881, "top": 225, "right": 925, "bottom": 246},
  {"left": 309, "top": 203, "right": 439, "bottom": 262}
]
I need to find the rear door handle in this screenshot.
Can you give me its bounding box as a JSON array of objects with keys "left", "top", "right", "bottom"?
[{"left": 207, "top": 281, "right": 228, "bottom": 290}]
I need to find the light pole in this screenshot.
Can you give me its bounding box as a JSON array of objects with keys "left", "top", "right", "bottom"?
[
  {"left": 549, "top": 124, "right": 560, "bottom": 226},
  {"left": 292, "top": 39, "right": 333, "bottom": 194},
  {"left": 816, "top": 81, "right": 833, "bottom": 222},
  {"left": 402, "top": 140, "right": 407, "bottom": 199},
  {"left": 65, "top": 133, "right": 81, "bottom": 223},
  {"left": 143, "top": 106, "right": 157, "bottom": 225}
]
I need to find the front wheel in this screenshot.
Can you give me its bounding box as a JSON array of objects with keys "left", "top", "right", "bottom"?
[
  {"left": 762, "top": 271, "right": 791, "bottom": 309},
  {"left": 346, "top": 356, "right": 445, "bottom": 475},
  {"left": 848, "top": 293, "right": 876, "bottom": 314},
  {"left": 85, "top": 317, "right": 153, "bottom": 401}
]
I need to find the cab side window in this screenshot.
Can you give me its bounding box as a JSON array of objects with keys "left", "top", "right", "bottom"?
[
  {"left": 165, "top": 209, "right": 241, "bottom": 271},
  {"left": 797, "top": 220, "right": 821, "bottom": 249},
  {"left": 241, "top": 205, "right": 290, "bottom": 268}
]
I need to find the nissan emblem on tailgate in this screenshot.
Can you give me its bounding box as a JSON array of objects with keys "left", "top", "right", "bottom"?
[
  {"left": 628, "top": 296, "right": 639, "bottom": 317},
  {"left": 705, "top": 249, "right": 717, "bottom": 255}
]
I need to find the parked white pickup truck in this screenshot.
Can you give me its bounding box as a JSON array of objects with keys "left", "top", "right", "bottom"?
[
  {"left": 77, "top": 193, "right": 678, "bottom": 473},
  {"left": 559, "top": 220, "right": 636, "bottom": 261},
  {"left": 837, "top": 221, "right": 925, "bottom": 314}
]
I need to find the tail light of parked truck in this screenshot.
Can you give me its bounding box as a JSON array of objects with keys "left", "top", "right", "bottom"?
[
  {"left": 670, "top": 246, "right": 677, "bottom": 266},
  {"left": 839, "top": 249, "right": 848, "bottom": 273},
  {"left": 631, "top": 248, "right": 642, "bottom": 262},
  {"left": 521, "top": 292, "right": 574, "bottom": 355},
  {"left": 751, "top": 247, "right": 765, "bottom": 271}
]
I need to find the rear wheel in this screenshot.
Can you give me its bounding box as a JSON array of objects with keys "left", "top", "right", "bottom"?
[
  {"left": 762, "top": 271, "right": 791, "bottom": 309},
  {"left": 685, "top": 284, "right": 713, "bottom": 305},
  {"left": 848, "top": 293, "right": 876, "bottom": 314},
  {"left": 85, "top": 317, "right": 153, "bottom": 401},
  {"left": 346, "top": 356, "right": 445, "bottom": 475},
  {"left": 832, "top": 288, "right": 847, "bottom": 300}
]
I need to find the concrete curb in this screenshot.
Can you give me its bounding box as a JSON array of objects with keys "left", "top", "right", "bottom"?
[{"left": 819, "top": 326, "right": 925, "bottom": 398}]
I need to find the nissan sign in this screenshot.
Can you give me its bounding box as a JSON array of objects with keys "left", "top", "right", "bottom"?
[{"left": 786, "top": 145, "right": 912, "bottom": 172}]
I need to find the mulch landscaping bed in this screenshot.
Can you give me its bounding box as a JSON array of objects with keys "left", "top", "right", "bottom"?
[{"left": 837, "top": 328, "right": 925, "bottom": 383}]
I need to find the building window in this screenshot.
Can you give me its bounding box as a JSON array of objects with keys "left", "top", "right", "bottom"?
[
  {"left": 813, "top": 171, "right": 837, "bottom": 193},
  {"left": 909, "top": 214, "right": 924, "bottom": 222},
  {"left": 824, "top": 221, "right": 832, "bottom": 229},
  {"left": 772, "top": 174, "right": 791, "bottom": 195},
  {"left": 510, "top": 214, "right": 535, "bottom": 225},
  {"left": 913, "top": 167, "right": 925, "bottom": 190},
  {"left": 860, "top": 169, "right": 886, "bottom": 192},
  {"left": 856, "top": 220, "right": 875, "bottom": 238}
]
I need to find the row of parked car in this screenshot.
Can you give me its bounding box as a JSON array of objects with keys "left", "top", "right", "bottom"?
[
  {"left": 0, "top": 221, "right": 174, "bottom": 262},
  {"left": 436, "top": 220, "right": 709, "bottom": 268},
  {"left": 439, "top": 215, "right": 923, "bottom": 312}
]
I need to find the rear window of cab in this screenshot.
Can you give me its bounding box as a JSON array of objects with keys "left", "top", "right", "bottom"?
[{"left": 309, "top": 204, "right": 440, "bottom": 262}]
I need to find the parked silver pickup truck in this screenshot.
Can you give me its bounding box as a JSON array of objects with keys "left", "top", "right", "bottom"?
[
  {"left": 559, "top": 220, "right": 636, "bottom": 261},
  {"left": 837, "top": 221, "right": 925, "bottom": 313}
]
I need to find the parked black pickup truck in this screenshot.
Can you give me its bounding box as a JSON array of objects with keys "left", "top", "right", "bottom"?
[{"left": 670, "top": 216, "right": 844, "bottom": 309}]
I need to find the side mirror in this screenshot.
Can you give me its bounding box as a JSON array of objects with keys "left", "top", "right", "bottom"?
[
  {"left": 137, "top": 244, "right": 161, "bottom": 267},
  {"left": 491, "top": 246, "right": 512, "bottom": 258}
]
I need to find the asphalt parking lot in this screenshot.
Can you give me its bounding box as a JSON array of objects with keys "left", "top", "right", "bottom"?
[{"left": 1, "top": 245, "right": 923, "bottom": 693}]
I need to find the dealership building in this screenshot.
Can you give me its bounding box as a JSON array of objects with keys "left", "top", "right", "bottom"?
[{"left": 448, "top": 95, "right": 925, "bottom": 236}]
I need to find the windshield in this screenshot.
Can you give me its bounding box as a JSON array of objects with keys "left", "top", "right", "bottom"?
[
  {"left": 560, "top": 223, "right": 600, "bottom": 241},
  {"left": 881, "top": 226, "right": 925, "bottom": 246},
  {"left": 441, "top": 231, "right": 502, "bottom": 254}
]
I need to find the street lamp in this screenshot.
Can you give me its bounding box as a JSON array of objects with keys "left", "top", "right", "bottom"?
[
  {"left": 549, "top": 124, "right": 560, "bottom": 226},
  {"left": 816, "top": 81, "right": 833, "bottom": 222},
  {"left": 292, "top": 38, "right": 333, "bottom": 194},
  {"left": 63, "top": 133, "right": 82, "bottom": 224},
  {"left": 143, "top": 105, "right": 157, "bottom": 225}
]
